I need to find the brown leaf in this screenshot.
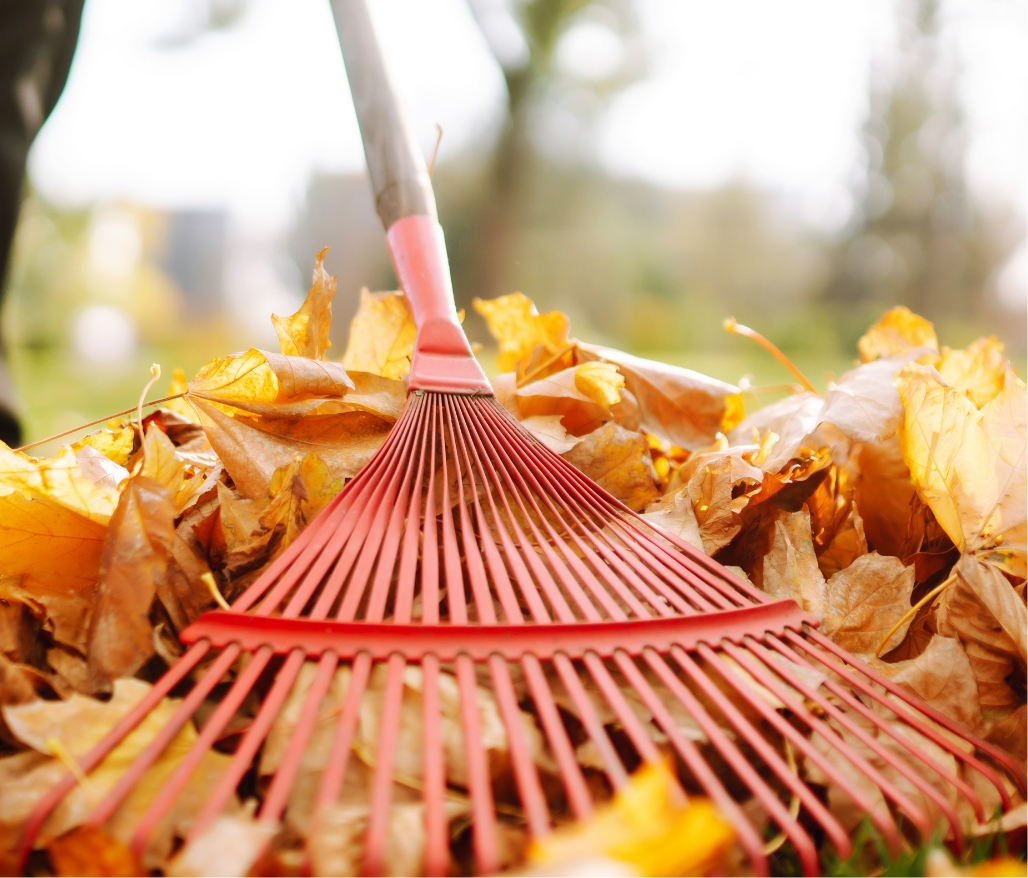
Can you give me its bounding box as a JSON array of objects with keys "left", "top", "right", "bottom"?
[
  {"left": 517, "top": 365, "right": 621, "bottom": 437},
  {"left": 757, "top": 509, "right": 827, "bottom": 616},
  {"left": 820, "top": 552, "right": 915, "bottom": 657},
  {"left": 728, "top": 392, "right": 823, "bottom": 474},
  {"left": 873, "top": 635, "right": 984, "bottom": 733},
  {"left": 85, "top": 476, "right": 175, "bottom": 692},
  {"left": 818, "top": 350, "right": 929, "bottom": 444},
  {"left": 191, "top": 398, "right": 391, "bottom": 500},
  {"left": 642, "top": 488, "right": 704, "bottom": 552},
  {"left": 577, "top": 342, "right": 743, "bottom": 449},
  {"left": 937, "top": 561, "right": 1022, "bottom": 717},
  {"left": 562, "top": 423, "right": 660, "bottom": 512},
  {"left": 816, "top": 505, "right": 868, "bottom": 579},
  {"left": 48, "top": 825, "right": 140, "bottom": 877},
  {"left": 273, "top": 246, "right": 336, "bottom": 360},
  {"left": 1, "top": 678, "right": 235, "bottom": 869},
  {"left": 855, "top": 436, "right": 921, "bottom": 558}
]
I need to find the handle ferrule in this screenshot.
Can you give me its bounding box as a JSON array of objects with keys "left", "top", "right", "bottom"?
[{"left": 387, "top": 217, "right": 491, "bottom": 393}]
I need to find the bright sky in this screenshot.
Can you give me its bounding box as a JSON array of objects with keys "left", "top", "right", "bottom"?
[{"left": 28, "top": 0, "right": 1028, "bottom": 237}]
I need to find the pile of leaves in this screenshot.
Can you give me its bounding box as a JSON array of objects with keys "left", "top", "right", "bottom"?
[{"left": 0, "top": 247, "right": 1024, "bottom": 876}]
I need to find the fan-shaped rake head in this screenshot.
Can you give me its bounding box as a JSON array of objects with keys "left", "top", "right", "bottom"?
[{"left": 18, "top": 391, "right": 1026, "bottom": 876}]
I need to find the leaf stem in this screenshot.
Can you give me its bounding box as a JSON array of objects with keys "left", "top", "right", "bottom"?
[
  {"left": 13, "top": 393, "right": 189, "bottom": 453},
  {"left": 723, "top": 318, "right": 818, "bottom": 394},
  {"left": 875, "top": 571, "right": 958, "bottom": 657},
  {"left": 138, "top": 364, "right": 162, "bottom": 469}
]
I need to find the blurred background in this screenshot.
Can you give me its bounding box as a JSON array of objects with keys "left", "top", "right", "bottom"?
[{"left": 3, "top": 0, "right": 1026, "bottom": 448}]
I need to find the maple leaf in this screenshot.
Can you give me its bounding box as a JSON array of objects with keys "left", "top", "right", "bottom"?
[
  {"left": 857, "top": 305, "right": 938, "bottom": 364},
  {"left": 473, "top": 292, "right": 570, "bottom": 373},
  {"left": 755, "top": 509, "right": 828, "bottom": 617},
  {"left": 272, "top": 246, "right": 336, "bottom": 360},
  {"left": 820, "top": 552, "right": 915, "bottom": 657},
  {"left": 185, "top": 348, "right": 395, "bottom": 498},
  {"left": 728, "top": 392, "right": 823, "bottom": 474},
  {"left": 340, "top": 288, "right": 416, "bottom": 379},
  {"left": 936, "top": 336, "right": 1008, "bottom": 409},
  {"left": 71, "top": 425, "right": 136, "bottom": 467},
  {"left": 562, "top": 422, "right": 661, "bottom": 512},
  {"left": 578, "top": 342, "right": 745, "bottom": 448},
  {"left": 163, "top": 368, "right": 201, "bottom": 425},
  {"left": 645, "top": 448, "right": 763, "bottom": 555},
  {"left": 897, "top": 364, "right": 1025, "bottom": 575}
]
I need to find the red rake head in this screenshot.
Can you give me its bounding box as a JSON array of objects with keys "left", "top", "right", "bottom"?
[{"left": 18, "top": 391, "right": 1026, "bottom": 876}]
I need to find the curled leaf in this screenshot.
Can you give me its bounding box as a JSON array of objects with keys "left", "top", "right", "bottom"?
[
  {"left": 340, "top": 289, "right": 416, "bottom": 379},
  {"left": 857, "top": 306, "right": 938, "bottom": 363},
  {"left": 474, "top": 292, "right": 570, "bottom": 372},
  {"left": 273, "top": 246, "right": 336, "bottom": 360}
]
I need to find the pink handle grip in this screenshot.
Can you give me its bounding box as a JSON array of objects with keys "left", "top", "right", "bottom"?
[{"left": 387, "top": 215, "right": 491, "bottom": 394}]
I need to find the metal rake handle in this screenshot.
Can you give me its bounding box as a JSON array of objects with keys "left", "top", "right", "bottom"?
[{"left": 330, "top": 0, "right": 437, "bottom": 229}]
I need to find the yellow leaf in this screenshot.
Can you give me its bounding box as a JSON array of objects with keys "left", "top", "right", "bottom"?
[
  {"left": 517, "top": 366, "right": 614, "bottom": 437},
  {"left": 578, "top": 343, "right": 743, "bottom": 450},
  {"left": 473, "top": 292, "right": 570, "bottom": 373},
  {"left": 162, "top": 367, "right": 200, "bottom": 424},
  {"left": 340, "top": 289, "right": 416, "bottom": 379},
  {"left": 71, "top": 426, "right": 136, "bottom": 467},
  {"left": 190, "top": 398, "right": 391, "bottom": 500},
  {"left": 897, "top": 364, "right": 1026, "bottom": 573},
  {"left": 936, "top": 336, "right": 1008, "bottom": 409},
  {"left": 562, "top": 423, "right": 660, "bottom": 512},
  {"left": 573, "top": 361, "right": 624, "bottom": 408},
  {"left": 0, "top": 445, "right": 122, "bottom": 651},
  {"left": 189, "top": 348, "right": 354, "bottom": 415},
  {"left": 257, "top": 453, "right": 342, "bottom": 550},
  {"left": 857, "top": 306, "right": 938, "bottom": 363},
  {"left": 272, "top": 247, "right": 336, "bottom": 360},
  {"left": 529, "top": 761, "right": 735, "bottom": 877}
]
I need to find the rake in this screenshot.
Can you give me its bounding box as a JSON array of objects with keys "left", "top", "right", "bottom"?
[{"left": 17, "top": 1, "right": 1025, "bottom": 875}]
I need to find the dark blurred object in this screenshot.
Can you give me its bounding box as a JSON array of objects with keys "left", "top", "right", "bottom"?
[
  {"left": 0, "top": 0, "right": 86, "bottom": 446},
  {"left": 161, "top": 209, "right": 228, "bottom": 313}
]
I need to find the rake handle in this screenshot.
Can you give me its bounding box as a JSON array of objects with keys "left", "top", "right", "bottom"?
[
  {"left": 330, "top": 0, "right": 491, "bottom": 394},
  {"left": 330, "top": 0, "right": 437, "bottom": 229}
]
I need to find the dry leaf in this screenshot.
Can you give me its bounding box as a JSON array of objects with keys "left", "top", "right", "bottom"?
[
  {"left": 474, "top": 292, "right": 570, "bottom": 372},
  {"left": 857, "top": 305, "right": 938, "bottom": 363},
  {"left": 0, "top": 445, "right": 115, "bottom": 651},
  {"left": 340, "top": 288, "right": 416, "bottom": 379},
  {"left": 562, "top": 422, "right": 660, "bottom": 512},
  {"left": 936, "top": 336, "right": 1008, "bottom": 409},
  {"left": 167, "top": 812, "right": 274, "bottom": 878},
  {"left": 937, "top": 563, "right": 1022, "bottom": 716},
  {"left": 528, "top": 762, "right": 735, "bottom": 877},
  {"left": 164, "top": 368, "right": 201, "bottom": 424},
  {"left": 818, "top": 350, "right": 930, "bottom": 443},
  {"left": 85, "top": 476, "right": 175, "bottom": 691},
  {"left": 874, "top": 635, "right": 984, "bottom": 734},
  {"left": 820, "top": 552, "right": 915, "bottom": 657},
  {"left": 897, "top": 364, "right": 1026, "bottom": 574},
  {"left": 273, "top": 246, "right": 336, "bottom": 360},
  {"left": 578, "top": 343, "right": 744, "bottom": 448},
  {"left": 728, "top": 392, "right": 823, "bottom": 474},
  {"left": 758, "top": 509, "right": 827, "bottom": 617},
  {"left": 517, "top": 365, "right": 620, "bottom": 437},
  {"left": 71, "top": 425, "right": 136, "bottom": 466},
  {"left": 47, "top": 825, "right": 140, "bottom": 877},
  {"left": 817, "top": 504, "right": 868, "bottom": 578},
  {"left": 191, "top": 398, "right": 391, "bottom": 500},
  {"left": 642, "top": 488, "right": 704, "bottom": 552},
  {"left": 855, "top": 436, "right": 921, "bottom": 558},
  {"left": 1, "top": 678, "right": 232, "bottom": 864}
]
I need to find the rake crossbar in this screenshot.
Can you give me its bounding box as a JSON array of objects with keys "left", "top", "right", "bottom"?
[{"left": 179, "top": 601, "right": 816, "bottom": 661}]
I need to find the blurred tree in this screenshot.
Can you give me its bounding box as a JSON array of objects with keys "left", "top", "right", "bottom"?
[
  {"left": 828, "top": 0, "right": 1016, "bottom": 334},
  {"left": 457, "top": 0, "right": 644, "bottom": 306}
]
